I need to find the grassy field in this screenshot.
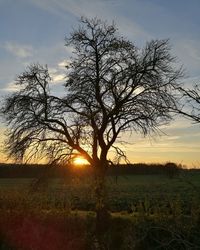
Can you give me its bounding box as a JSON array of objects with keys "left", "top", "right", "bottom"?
[
  {"left": 0, "top": 172, "right": 200, "bottom": 212},
  {"left": 0, "top": 172, "right": 200, "bottom": 249}
]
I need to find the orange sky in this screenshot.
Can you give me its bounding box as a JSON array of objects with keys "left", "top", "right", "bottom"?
[{"left": 1, "top": 119, "right": 200, "bottom": 168}]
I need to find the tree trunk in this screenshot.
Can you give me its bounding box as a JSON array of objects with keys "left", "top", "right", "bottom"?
[{"left": 94, "top": 162, "right": 110, "bottom": 234}]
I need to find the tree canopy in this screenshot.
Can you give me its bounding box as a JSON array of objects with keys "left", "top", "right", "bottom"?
[{"left": 1, "top": 17, "right": 183, "bottom": 168}]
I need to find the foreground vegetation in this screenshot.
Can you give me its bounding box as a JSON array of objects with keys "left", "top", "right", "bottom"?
[
  {"left": 1, "top": 208, "right": 200, "bottom": 250},
  {"left": 0, "top": 164, "right": 200, "bottom": 249}
]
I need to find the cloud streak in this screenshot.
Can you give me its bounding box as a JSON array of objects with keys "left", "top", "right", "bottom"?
[
  {"left": 3, "top": 42, "right": 34, "bottom": 58},
  {"left": 26, "top": 0, "right": 150, "bottom": 40},
  {"left": 173, "top": 39, "right": 200, "bottom": 76},
  {"left": 0, "top": 81, "right": 20, "bottom": 92}
]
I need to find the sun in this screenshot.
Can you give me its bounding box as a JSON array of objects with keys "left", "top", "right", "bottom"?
[{"left": 73, "top": 156, "right": 88, "bottom": 166}]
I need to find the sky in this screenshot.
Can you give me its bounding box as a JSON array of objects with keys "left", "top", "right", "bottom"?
[{"left": 0, "top": 0, "right": 200, "bottom": 167}]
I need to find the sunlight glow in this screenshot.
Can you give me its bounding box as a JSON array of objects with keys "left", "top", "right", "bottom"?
[{"left": 73, "top": 156, "right": 88, "bottom": 166}]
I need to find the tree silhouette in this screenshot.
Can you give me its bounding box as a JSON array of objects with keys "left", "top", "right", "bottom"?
[
  {"left": 1, "top": 17, "right": 183, "bottom": 229},
  {"left": 176, "top": 84, "right": 200, "bottom": 123}
]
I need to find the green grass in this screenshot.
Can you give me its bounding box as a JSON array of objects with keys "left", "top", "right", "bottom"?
[
  {"left": 106, "top": 173, "right": 200, "bottom": 211},
  {"left": 0, "top": 173, "right": 200, "bottom": 213}
]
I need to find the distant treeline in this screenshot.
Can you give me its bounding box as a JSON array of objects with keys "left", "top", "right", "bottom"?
[{"left": 0, "top": 162, "right": 197, "bottom": 178}]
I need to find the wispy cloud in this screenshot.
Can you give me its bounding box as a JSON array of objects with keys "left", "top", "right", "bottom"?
[
  {"left": 58, "top": 59, "right": 70, "bottom": 68},
  {"left": 26, "top": 0, "right": 149, "bottom": 40},
  {"left": 173, "top": 39, "right": 200, "bottom": 76},
  {"left": 49, "top": 68, "right": 65, "bottom": 84},
  {"left": 0, "top": 81, "right": 21, "bottom": 93},
  {"left": 52, "top": 73, "right": 65, "bottom": 83},
  {"left": 3, "top": 42, "right": 34, "bottom": 58},
  {"left": 26, "top": 0, "right": 118, "bottom": 19}
]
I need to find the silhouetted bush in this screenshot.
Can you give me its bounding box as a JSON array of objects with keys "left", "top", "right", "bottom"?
[
  {"left": 164, "top": 162, "right": 182, "bottom": 178},
  {"left": 0, "top": 162, "right": 190, "bottom": 178}
]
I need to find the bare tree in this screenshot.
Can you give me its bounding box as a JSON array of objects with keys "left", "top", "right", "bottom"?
[{"left": 1, "top": 17, "right": 183, "bottom": 229}]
